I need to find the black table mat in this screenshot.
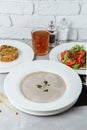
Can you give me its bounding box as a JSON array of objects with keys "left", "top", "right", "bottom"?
[{"left": 74, "top": 75, "right": 87, "bottom": 106}]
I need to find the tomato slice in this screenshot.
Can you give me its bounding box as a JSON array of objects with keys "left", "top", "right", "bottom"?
[
  {"left": 76, "top": 50, "right": 86, "bottom": 67},
  {"left": 76, "top": 56, "right": 85, "bottom": 67},
  {"left": 61, "top": 50, "right": 67, "bottom": 60},
  {"left": 76, "top": 50, "right": 86, "bottom": 57},
  {"left": 64, "top": 59, "right": 76, "bottom": 67}
]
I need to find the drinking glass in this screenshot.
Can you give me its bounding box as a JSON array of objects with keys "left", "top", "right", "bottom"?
[{"left": 31, "top": 28, "right": 50, "bottom": 56}]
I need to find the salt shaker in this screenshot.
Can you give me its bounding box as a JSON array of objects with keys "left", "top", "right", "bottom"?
[
  {"left": 57, "top": 18, "right": 71, "bottom": 42},
  {"left": 48, "top": 21, "right": 57, "bottom": 47}
]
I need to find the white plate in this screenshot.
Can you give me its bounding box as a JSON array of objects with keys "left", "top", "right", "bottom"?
[
  {"left": 11, "top": 98, "right": 78, "bottom": 116},
  {"left": 49, "top": 42, "right": 87, "bottom": 75},
  {"left": 0, "top": 40, "right": 34, "bottom": 73},
  {"left": 4, "top": 60, "right": 82, "bottom": 114}
]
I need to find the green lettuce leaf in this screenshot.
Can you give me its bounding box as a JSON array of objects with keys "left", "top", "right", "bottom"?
[{"left": 72, "top": 63, "right": 80, "bottom": 69}]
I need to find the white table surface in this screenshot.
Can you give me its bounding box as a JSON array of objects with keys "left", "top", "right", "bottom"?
[{"left": 0, "top": 40, "right": 87, "bottom": 130}]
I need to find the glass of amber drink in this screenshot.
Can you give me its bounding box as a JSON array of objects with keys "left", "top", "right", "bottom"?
[{"left": 31, "top": 28, "right": 50, "bottom": 56}]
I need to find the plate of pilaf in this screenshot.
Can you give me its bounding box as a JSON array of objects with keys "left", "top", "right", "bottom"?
[{"left": 0, "top": 40, "right": 34, "bottom": 73}]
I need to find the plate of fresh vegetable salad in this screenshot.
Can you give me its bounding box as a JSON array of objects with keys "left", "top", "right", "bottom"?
[{"left": 49, "top": 42, "right": 87, "bottom": 75}]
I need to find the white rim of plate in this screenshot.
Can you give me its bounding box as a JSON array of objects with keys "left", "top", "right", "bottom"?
[
  {"left": 0, "top": 40, "right": 34, "bottom": 73},
  {"left": 49, "top": 42, "right": 87, "bottom": 75},
  {"left": 4, "top": 60, "right": 82, "bottom": 112},
  {"left": 11, "top": 98, "right": 78, "bottom": 116}
]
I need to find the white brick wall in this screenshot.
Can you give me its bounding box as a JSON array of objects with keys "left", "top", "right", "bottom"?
[
  {"left": 0, "top": 15, "right": 11, "bottom": 27},
  {"left": 11, "top": 15, "right": 55, "bottom": 28},
  {"left": 0, "top": 1, "right": 33, "bottom": 14},
  {"left": 0, "top": 27, "right": 32, "bottom": 39},
  {"left": 0, "top": 0, "right": 87, "bottom": 40},
  {"left": 35, "top": 2, "right": 79, "bottom": 15}
]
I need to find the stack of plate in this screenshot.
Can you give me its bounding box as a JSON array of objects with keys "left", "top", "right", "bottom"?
[{"left": 4, "top": 60, "right": 82, "bottom": 116}]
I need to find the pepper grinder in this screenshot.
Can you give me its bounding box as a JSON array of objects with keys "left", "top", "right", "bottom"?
[{"left": 48, "top": 21, "right": 57, "bottom": 47}]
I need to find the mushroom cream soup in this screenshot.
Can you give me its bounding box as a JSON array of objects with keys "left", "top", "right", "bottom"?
[{"left": 20, "top": 71, "right": 66, "bottom": 103}]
